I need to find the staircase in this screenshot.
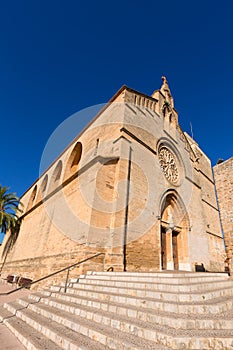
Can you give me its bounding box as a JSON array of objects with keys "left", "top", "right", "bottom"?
[{"left": 0, "top": 271, "right": 233, "bottom": 350}]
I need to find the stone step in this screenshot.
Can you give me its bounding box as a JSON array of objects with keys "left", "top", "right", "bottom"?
[
  {"left": 0, "top": 304, "right": 12, "bottom": 321},
  {"left": 3, "top": 301, "right": 109, "bottom": 350},
  {"left": 3, "top": 300, "right": 167, "bottom": 350},
  {"left": 0, "top": 305, "right": 60, "bottom": 350},
  {"left": 13, "top": 296, "right": 233, "bottom": 350},
  {"left": 27, "top": 292, "right": 233, "bottom": 331},
  {"left": 70, "top": 280, "right": 233, "bottom": 302},
  {"left": 50, "top": 284, "right": 233, "bottom": 314},
  {"left": 86, "top": 271, "right": 229, "bottom": 280},
  {"left": 75, "top": 276, "right": 232, "bottom": 293},
  {"left": 4, "top": 316, "right": 61, "bottom": 350},
  {"left": 86, "top": 271, "right": 229, "bottom": 278},
  {"left": 86, "top": 271, "right": 229, "bottom": 282},
  {"left": 1, "top": 271, "right": 233, "bottom": 350}
]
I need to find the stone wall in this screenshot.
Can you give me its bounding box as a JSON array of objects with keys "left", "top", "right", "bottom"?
[{"left": 214, "top": 157, "right": 233, "bottom": 275}]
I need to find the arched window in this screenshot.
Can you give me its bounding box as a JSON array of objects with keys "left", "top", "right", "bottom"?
[
  {"left": 26, "top": 185, "right": 37, "bottom": 211},
  {"left": 49, "top": 160, "right": 63, "bottom": 192},
  {"left": 64, "top": 142, "right": 82, "bottom": 181},
  {"left": 36, "top": 174, "right": 48, "bottom": 202},
  {"left": 41, "top": 174, "right": 48, "bottom": 194}
]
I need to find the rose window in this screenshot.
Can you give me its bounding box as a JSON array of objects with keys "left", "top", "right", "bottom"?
[{"left": 159, "top": 147, "right": 179, "bottom": 184}]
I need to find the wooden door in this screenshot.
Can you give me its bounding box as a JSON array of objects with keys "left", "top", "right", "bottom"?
[
  {"left": 172, "top": 231, "right": 179, "bottom": 270},
  {"left": 161, "top": 227, "right": 167, "bottom": 270}
]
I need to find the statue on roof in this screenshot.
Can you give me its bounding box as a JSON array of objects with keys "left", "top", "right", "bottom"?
[{"left": 160, "top": 76, "right": 174, "bottom": 108}]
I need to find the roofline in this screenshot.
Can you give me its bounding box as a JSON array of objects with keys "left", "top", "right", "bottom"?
[
  {"left": 213, "top": 156, "right": 233, "bottom": 168},
  {"left": 19, "top": 84, "right": 125, "bottom": 198},
  {"left": 21, "top": 84, "right": 159, "bottom": 198}
]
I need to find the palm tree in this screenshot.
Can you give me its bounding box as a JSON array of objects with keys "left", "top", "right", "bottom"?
[
  {"left": 0, "top": 185, "right": 22, "bottom": 235},
  {"left": 0, "top": 185, "right": 22, "bottom": 275}
]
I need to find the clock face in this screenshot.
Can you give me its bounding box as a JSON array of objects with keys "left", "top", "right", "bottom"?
[{"left": 158, "top": 146, "right": 179, "bottom": 184}]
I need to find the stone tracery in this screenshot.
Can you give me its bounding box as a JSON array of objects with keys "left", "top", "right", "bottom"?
[{"left": 158, "top": 147, "right": 179, "bottom": 184}]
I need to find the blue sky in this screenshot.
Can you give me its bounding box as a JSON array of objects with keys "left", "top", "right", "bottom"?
[{"left": 1, "top": 0, "right": 233, "bottom": 198}]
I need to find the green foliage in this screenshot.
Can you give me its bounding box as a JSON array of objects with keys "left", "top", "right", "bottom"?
[{"left": 0, "top": 185, "right": 23, "bottom": 234}]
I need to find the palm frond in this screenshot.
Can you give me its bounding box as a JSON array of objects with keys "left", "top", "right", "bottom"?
[{"left": 0, "top": 184, "right": 22, "bottom": 235}]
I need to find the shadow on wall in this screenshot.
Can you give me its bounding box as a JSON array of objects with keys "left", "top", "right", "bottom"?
[
  {"left": 195, "top": 261, "right": 231, "bottom": 275},
  {"left": 0, "top": 218, "right": 22, "bottom": 275},
  {"left": 195, "top": 263, "right": 206, "bottom": 272}
]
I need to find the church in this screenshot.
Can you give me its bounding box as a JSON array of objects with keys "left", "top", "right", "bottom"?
[{"left": 0, "top": 78, "right": 226, "bottom": 283}]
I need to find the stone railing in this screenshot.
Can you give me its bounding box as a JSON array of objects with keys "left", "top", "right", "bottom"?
[{"left": 133, "top": 93, "right": 157, "bottom": 113}]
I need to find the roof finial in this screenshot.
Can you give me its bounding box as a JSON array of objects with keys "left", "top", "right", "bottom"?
[{"left": 161, "top": 76, "right": 174, "bottom": 108}]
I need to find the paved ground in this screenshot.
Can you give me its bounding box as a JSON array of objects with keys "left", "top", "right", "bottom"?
[{"left": 0, "top": 279, "right": 30, "bottom": 349}]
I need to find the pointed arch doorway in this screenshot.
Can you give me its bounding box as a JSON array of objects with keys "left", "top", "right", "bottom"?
[{"left": 160, "top": 191, "right": 189, "bottom": 271}]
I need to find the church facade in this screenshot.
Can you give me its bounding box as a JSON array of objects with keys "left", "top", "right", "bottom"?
[{"left": 0, "top": 78, "right": 226, "bottom": 283}]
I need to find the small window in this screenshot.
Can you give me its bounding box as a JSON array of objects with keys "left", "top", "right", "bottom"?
[
  {"left": 26, "top": 185, "right": 37, "bottom": 211},
  {"left": 64, "top": 142, "right": 82, "bottom": 181},
  {"left": 36, "top": 175, "right": 48, "bottom": 202},
  {"left": 49, "top": 160, "right": 63, "bottom": 192}
]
